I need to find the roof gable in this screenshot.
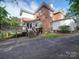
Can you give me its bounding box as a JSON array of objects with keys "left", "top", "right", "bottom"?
[
  {"left": 20, "top": 9, "right": 34, "bottom": 16},
  {"left": 20, "top": 2, "right": 54, "bottom": 16},
  {"left": 35, "top": 2, "right": 54, "bottom": 13}
]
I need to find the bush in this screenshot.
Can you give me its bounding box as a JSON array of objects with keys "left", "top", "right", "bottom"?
[
  {"left": 60, "top": 25, "right": 70, "bottom": 33},
  {"left": 28, "top": 31, "right": 35, "bottom": 38}
]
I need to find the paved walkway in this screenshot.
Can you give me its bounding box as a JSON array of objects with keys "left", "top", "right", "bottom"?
[{"left": 0, "top": 35, "right": 79, "bottom": 59}]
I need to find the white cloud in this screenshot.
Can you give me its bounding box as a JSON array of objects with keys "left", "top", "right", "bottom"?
[
  {"left": 1, "top": 0, "right": 38, "bottom": 17},
  {"left": 18, "top": 1, "right": 33, "bottom": 13},
  {"left": 30, "top": 1, "right": 38, "bottom": 12},
  {"left": 18, "top": 0, "right": 38, "bottom": 13},
  {"left": 50, "top": 4, "right": 53, "bottom": 8},
  {"left": 5, "top": 3, "right": 20, "bottom": 17}
]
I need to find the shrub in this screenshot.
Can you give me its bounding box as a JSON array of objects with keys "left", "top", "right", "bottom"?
[
  {"left": 28, "top": 31, "right": 35, "bottom": 38},
  {"left": 59, "top": 25, "right": 70, "bottom": 33}
]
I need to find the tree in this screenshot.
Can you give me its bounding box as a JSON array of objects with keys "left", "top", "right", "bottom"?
[
  {"left": 0, "top": 6, "right": 8, "bottom": 29},
  {"left": 9, "top": 17, "right": 20, "bottom": 27},
  {"left": 67, "top": 0, "right": 79, "bottom": 15},
  {"left": 3, "top": 17, "right": 20, "bottom": 27},
  {"left": 0, "top": 6, "right": 19, "bottom": 29},
  {"left": 0, "top": 6, "right": 8, "bottom": 19},
  {"left": 65, "top": 13, "right": 71, "bottom": 19}
]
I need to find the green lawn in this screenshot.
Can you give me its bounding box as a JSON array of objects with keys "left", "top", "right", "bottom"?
[
  {"left": 42, "top": 32, "right": 63, "bottom": 39},
  {"left": 0, "top": 31, "right": 17, "bottom": 40},
  {"left": 0, "top": 30, "right": 26, "bottom": 41}
]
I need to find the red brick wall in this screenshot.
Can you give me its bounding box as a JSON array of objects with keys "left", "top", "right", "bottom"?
[
  {"left": 36, "top": 6, "right": 52, "bottom": 32},
  {"left": 53, "top": 12, "right": 64, "bottom": 21}
]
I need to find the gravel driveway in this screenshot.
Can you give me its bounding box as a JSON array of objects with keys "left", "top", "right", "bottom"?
[{"left": 0, "top": 35, "right": 79, "bottom": 59}]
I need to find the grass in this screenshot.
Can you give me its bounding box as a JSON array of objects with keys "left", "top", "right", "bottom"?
[
  {"left": 76, "top": 29, "right": 79, "bottom": 32},
  {"left": 0, "top": 30, "right": 26, "bottom": 41},
  {"left": 42, "top": 32, "right": 63, "bottom": 39},
  {"left": 0, "top": 31, "right": 17, "bottom": 41}
]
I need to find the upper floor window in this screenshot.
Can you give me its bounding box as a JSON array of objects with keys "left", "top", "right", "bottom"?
[
  {"left": 39, "top": 10, "right": 41, "bottom": 13},
  {"left": 39, "top": 10, "right": 43, "bottom": 15}
]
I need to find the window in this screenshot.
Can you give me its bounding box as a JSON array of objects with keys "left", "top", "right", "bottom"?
[
  {"left": 30, "top": 23, "right": 32, "bottom": 28},
  {"left": 27, "top": 23, "right": 32, "bottom": 28},
  {"left": 35, "top": 23, "right": 37, "bottom": 27},
  {"left": 39, "top": 10, "right": 42, "bottom": 15},
  {"left": 27, "top": 23, "right": 29, "bottom": 28},
  {"left": 39, "top": 10, "right": 41, "bottom": 13}
]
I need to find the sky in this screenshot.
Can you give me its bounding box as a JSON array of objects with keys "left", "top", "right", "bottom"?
[{"left": 0, "top": 0, "right": 69, "bottom": 17}]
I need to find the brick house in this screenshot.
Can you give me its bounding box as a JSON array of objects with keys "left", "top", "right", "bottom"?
[
  {"left": 34, "top": 3, "right": 54, "bottom": 32},
  {"left": 20, "top": 2, "right": 65, "bottom": 32}
]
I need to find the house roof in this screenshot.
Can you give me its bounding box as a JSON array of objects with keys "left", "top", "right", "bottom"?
[
  {"left": 52, "top": 19, "right": 64, "bottom": 22},
  {"left": 20, "top": 9, "right": 34, "bottom": 16},
  {"left": 20, "top": 2, "right": 54, "bottom": 16},
  {"left": 20, "top": 18, "right": 39, "bottom": 22},
  {"left": 53, "top": 12, "right": 62, "bottom": 15},
  {"left": 52, "top": 18, "right": 75, "bottom": 22},
  {"left": 35, "top": 2, "right": 54, "bottom": 13},
  {"left": 22, "top": 18, "right": 34, "bottom": 22}
]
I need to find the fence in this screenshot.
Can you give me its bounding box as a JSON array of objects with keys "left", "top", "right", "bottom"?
[{"left": 0, "top": 25, "right": 40, "bottom": 39}]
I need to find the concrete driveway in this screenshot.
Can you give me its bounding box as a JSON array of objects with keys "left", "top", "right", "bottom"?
[{"left": 0, "top": 35, "right": 79, "bottom": 59}]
